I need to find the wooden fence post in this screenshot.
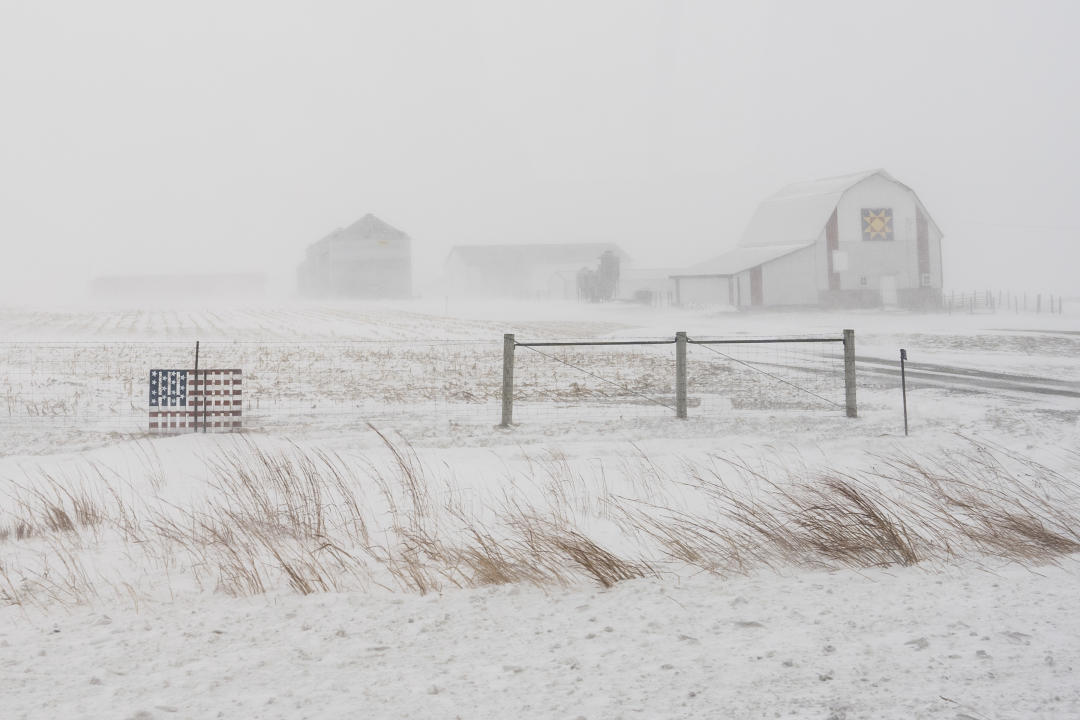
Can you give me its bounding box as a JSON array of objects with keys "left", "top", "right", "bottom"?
[
  {"left": 843, "top": 329, "right": 857, "bottom": 418},
  {"left": 675, "top": 331, "right": 687, "bottom": 419},
  {"left": 193, "top": 340, "right": 200, "bottom": 434},
  {"left": 500, "top": 333, "right": 515, "bottom": 427}
]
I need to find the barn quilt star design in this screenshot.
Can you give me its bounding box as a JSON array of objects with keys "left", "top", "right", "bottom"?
[{"left": 862, "top": 208, "right": 894, "bottom": 241}]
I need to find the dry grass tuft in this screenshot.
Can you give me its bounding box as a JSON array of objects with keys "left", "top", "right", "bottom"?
[{"left": 1, "top": 435, "right": 1078, "bottom": 608}]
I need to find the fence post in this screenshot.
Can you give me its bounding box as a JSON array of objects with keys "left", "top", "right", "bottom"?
[
  {"left": 500, "top": 333, "right": 515, "bottom": 427},
  {"left": 675, "top": 331, "right": 688, "bottom": 419},
  {"left": 843, "top": 328, "right": 857, "bottom": 418},
  {"left": 193, "top": 340, "right": 200, "bottom": 434}
]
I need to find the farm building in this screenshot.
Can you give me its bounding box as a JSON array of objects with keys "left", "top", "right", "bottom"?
[
  {"left": 297, "top": 214, "right": 412, "bottom": 298},
  {"left": 444, "top": 243, "right": 628, "bottom": 301},
  {"left": 672, "top": 169, "right": 943, "bottom": 309}
]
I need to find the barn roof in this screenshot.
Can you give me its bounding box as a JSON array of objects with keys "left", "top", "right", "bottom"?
[
  {"left": 311, "top": 214, "right": 409, "bottom": 249},
  {"left": 740, "top": 169, "right": 895, "bottom": 248},
  {"left": 670, "top": 243, "right": 813, "bottom": 278},
  {"left": 740, "top": 168, "right": 942, "bottom": 248},
  {"left": 447, "top": 243, "right": 628, "bottom": 268}
]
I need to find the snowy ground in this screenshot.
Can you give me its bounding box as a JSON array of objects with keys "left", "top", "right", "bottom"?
[
  {"left": 5, "top": 563, "right": 1078, "bottom": 720},
  {"left": 2, "top": 299, "right": 1079, "bottom": 719}
]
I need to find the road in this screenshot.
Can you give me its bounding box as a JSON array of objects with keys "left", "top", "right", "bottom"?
[{"left": 856, "top": 356, "right": 1080, "bottom": 399}]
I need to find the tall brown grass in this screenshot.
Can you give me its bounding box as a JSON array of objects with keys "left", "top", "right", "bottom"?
[{"left": 1, "top": 435, "right": 1078, "bottom": 608}]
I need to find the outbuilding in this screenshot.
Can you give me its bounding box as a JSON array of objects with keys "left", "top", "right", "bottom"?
[
  {"left": 297, "top": 214, "right": 412, "bottom": 298},
  {"left": 444, "top": 243, "right": 628, "bottom": 301},
  {"left": 672, "top": 170, "right": 943, "bottom": 309}
]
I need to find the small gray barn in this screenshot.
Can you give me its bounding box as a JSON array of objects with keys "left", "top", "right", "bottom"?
[
  {"left": 297, "top": 214, "right": 412, "bottom": 298},
  {"left": 672, "top": 170, "right": 944, "bottom": 309}
]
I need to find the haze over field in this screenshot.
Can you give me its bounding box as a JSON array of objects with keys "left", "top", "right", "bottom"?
[{"left": 2, "top": 1, "right": 1079, "bottom": 302}]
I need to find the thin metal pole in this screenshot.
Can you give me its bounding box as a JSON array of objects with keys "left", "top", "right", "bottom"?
[
  {"left": 193, "top": 340, "right": 200, "bottom": 434},
  {"left": 900, "top": 348, "right": 909, "bottom": 436},
  {"left": 675, "top": 331, "right": 687, "bottom": 419},
  {"left": 500, "top": 333, "right": 515, "bottom": 427},
  {"left": 843, "top": 329, "right": 857, "bottom": 418}
]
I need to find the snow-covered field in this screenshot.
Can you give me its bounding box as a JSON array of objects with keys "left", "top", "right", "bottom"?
[{"left": 2, "top": 300, "right": 1079, "bottom": 719}]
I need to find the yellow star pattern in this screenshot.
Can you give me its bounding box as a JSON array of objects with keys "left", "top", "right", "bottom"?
[{"left": 862, "top": 208, "right": 894, "bottom": 241}]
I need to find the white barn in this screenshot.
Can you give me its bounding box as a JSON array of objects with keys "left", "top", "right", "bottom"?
[{"left": 672, "top": 170, "right": 944, "bottom": 309}]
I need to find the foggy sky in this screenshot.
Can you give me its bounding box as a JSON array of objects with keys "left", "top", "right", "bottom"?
[{"left": 2, "top": 0, "right": 1078, "bottom": 303}]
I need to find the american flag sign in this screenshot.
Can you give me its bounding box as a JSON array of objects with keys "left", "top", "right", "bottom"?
[{"left": 149, "top": 368, "right": 242, "bottom": 433}]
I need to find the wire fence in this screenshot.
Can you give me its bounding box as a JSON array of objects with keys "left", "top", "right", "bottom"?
[
  {"left": 0, "top": 340, "right": 502, "bottom": 435},
  {"left": 945, "top": 290, "right": 1066, "bottom": 315},
  {"left": 506, "top": 333, "right": 851, "bottom": 424},
  {"left": 0, "top": 332, "right": 853, "bottom": 449},
  {"left": 689, "top": 337, "right": 847, "bottom": 413},
  {"left": 512, "top": 341, "right": 678, "bottom": 422}
]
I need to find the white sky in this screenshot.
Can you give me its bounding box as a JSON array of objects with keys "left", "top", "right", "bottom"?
[{"left": 1, "top": 0, "right": 1077, "bottom": 301}]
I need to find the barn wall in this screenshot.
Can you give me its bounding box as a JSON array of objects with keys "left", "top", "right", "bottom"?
[
  {"left": 813, "top": 226, "right": 830, "bottom": 293},
  {"left": 328, "top": 260, "right": 411, "bottom": 298},
  {"left": 834, "top": 175, "right": 929, "bottom": 296},
  {"left": 446, "top": 256, "right": 528, "bottom": 298},
  {"left": 677, "top": 276, "right": 732, "bottom": 306},
  {"left": 327, "top": 232, "right": 412, "bottom": 298},
  {"left": 535, "top": 265, "right": 584, "bottom": 300},
  {"left": 761, "top": 245, "right": 818, "bottom": 306},
  {"left": 446, "top": 259, "right": 593, "bottom": 300},
  {"left": 736, "top": 271, "right": 751, "bottom": 306},
  {"left": 303, "top": 233, "right": 413, "bottom": 298},
  {"left": 929, "top": 222, "right": 944, "bottom": 288}
]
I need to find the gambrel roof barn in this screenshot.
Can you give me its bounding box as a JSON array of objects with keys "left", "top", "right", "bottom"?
[{"left": 673, "top": 170, "right": 943, "bottom": 309}]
